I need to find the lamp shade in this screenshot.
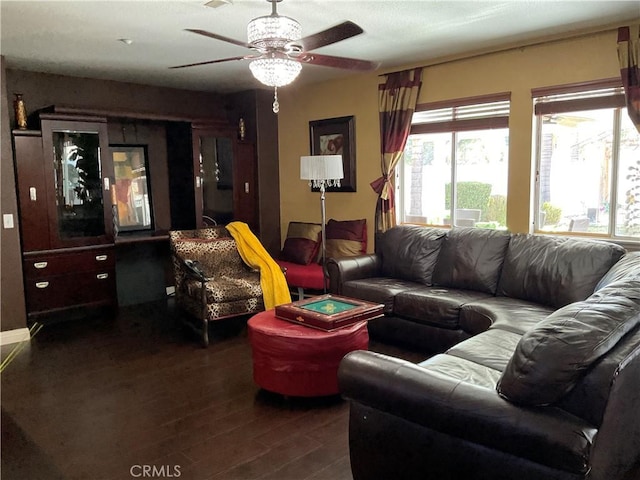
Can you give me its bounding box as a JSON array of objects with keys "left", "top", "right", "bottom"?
[{"left": 300, "top": 155, "right": 344, "bottom": 181}]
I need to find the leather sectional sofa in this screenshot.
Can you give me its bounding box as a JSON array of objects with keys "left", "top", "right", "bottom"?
[{"left": 328, "top": 226, "right": 640, "bottom": 480}]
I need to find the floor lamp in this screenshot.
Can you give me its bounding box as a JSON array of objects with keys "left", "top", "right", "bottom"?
[{"left": 300, "top": 155, "right": 344, "bottom": 293}]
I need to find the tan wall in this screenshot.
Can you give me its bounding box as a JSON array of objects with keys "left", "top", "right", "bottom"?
[{"left": 277, "top": 29, "right": 622, "bottom": 250}]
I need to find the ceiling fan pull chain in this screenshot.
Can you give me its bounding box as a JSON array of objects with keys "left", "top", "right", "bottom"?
[{"left": 272, "top": 86, "right": 280, "bottom": 114}]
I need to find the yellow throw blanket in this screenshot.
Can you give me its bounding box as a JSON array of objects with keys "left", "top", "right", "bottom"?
[{"left": 226, "top": 221, "right": 291, "bottom": 309}]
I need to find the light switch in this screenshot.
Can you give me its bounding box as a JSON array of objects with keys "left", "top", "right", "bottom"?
[{"left": 3, "top": 214, "right": 14, "bottom": 229}]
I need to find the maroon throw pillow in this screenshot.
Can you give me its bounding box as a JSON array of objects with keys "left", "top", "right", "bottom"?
[
  {"left": 324, "top": 219, "right": 367, "bottom": 260},
  {"left": 281, "top": 237, "right": 320, "bottom": 265}
]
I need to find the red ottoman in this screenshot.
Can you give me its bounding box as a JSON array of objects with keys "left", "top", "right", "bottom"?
[{"left": 247, "top": 310, "right": 369, "bottom": 397}]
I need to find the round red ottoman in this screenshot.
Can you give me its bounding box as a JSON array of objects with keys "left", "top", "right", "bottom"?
[{"left": 247, "top": 310, "right": 369, "bottom": 397}]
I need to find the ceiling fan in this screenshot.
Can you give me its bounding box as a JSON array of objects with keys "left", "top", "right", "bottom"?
[{"left": 170, "top": 0, "right": 379, "bottom": 112}]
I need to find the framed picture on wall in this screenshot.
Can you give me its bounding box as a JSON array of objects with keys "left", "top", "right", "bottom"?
[
  {"left": 110, "top": 145, "right": 154, "bottom": 232},
  {"left": 309, "top": 115, "right": 356, "bottom": 192}
]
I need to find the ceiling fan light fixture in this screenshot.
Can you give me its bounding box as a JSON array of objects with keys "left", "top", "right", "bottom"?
[
  {"left": 247, "top": 14, "right": 301, "bottom": 49},
  {"left": 249, "top": 56, "right": 302, "bottom": 87},
  {"left": 177, "top": 1, "right": 372, "bottom": 114}
]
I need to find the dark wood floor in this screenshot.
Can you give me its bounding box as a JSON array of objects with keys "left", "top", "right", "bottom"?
[{"left": 1, "top": 300, "right": 427, "bottom": 480}]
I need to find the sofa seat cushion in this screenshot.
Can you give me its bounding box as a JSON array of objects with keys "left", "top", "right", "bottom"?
[
  {"left": 394, "top": 287, "right": 492, "bottom": 329},
  {"left": 497, "top": 234, "right": 625, "bottom": 308},
  {"left": 178, "top": 291, "right": 264, "bottom": 321},
  {"left": 184, "top": 271, "right": 263, "bottom": 303},
  {"left": 445, "top": 329, "right": 523, "bottom": 372},
  {"left": 342, "top": 278, "right": 422, "bottom": 314},
  {"left": 277, "top": 260, "right": 325, "bottom": 290},
  {"left": 432, "top": 227, "right": 511, "bottom": 294},
  {"left": 459, "top": 297, "right": 554, "bottom": 336},
  {"left": 377, "top": 225, "right": 447, "bottom": 285},
  {"left": 497, "top": 279, "right": 640, "bottom": 406}
]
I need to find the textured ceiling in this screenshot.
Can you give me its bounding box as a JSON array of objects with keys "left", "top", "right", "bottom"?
[{"left": 1, "top": 0, "right": 639, "bottom": 94}]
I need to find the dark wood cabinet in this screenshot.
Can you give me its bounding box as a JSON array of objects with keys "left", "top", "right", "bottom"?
[
  {"left": 12, "top": 106, "right": 265, "bottom": 318},
  {"left": 23, "top": 246, "right": 116, "bottom": 314},
  {"left": 12, "top": 132, "right": 50, "bottom": 252},
  {"left": 13, "top": 114, "right": 117, "bottom": 319},
  {"left": 191, "top": 122, "right": 259, "bottom": 233},
  {"left": 234, "top": 141, "right": 258, "bottom": 231}
]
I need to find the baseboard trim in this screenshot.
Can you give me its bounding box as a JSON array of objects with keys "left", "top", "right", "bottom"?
[{"left": 0, "top": 328, "right": 31, "bottom": 346}]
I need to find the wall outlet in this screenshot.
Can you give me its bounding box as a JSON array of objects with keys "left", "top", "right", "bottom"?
[
  {"left": 166, "top": 286, "right": 176, "bottom": 296},
  {"left": 3, "top": 214, "right": 14, "bottom": 229}
]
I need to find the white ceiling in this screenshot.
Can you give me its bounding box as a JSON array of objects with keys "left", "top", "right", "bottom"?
[{"left": 1, "top": 0, "right": 639, "bottom": 94}]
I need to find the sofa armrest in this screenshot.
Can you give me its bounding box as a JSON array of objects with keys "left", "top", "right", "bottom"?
[
  {"left": 338, "top": 350, "right": 595, "bottom": 474},
  {"left": 327, "top": 254, "right": 381, "bottom": 295}
]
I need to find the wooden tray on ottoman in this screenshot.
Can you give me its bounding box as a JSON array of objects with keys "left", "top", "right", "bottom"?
[{"left": 275, "top": 294, "right": 384, "bottom": 331}]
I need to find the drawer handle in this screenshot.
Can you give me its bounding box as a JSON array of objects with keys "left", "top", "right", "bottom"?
[
  {"left": 34, "top": 261, "right": 48, "bottom": 269},
  {"left": 96, "top": 273, "right": 109, "bottom": 280},
  {"left": 95, "top": 255, "right": 108, "bottom": 261},
  {"left": 35, "top": 281, "right": 49, "bottom": 289}
]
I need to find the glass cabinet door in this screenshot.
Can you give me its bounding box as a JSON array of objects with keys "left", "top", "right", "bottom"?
[
  {"left": 192, "top": 125, "right": 237, "bottom": 227},
  {"left": 41, "top": 117, "right": 113, "bottom": 246},
  {"left": 53, "top": 130, "right": 104, "bottom": 238},
  {"left": 200, "top": 135, "right": 234, "bottom": 225},
  {"left": 191, "top": 122, "right": 258, "bottom": 232}
]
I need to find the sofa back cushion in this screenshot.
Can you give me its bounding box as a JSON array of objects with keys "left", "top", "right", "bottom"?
[
  {"left": 496, "top": 279, "right": 640, "bottom": 407},
  {"left": 432, "top": 227, "right": 511, "bottom": 294},
  {"left": 497, "top": 234, "right": 625, "bottom": 308},
  {"left": 595, "top": 251, "right": 640, "bottom": 291},
  {"left": 174, "top": 238, "right": 244, "bottom": 276},
  {"left": 378, "top": 226, "right": 447, "bottom": 285},
  {"left": 169, "top": 226, "right": 230, "bottom": 242},
  {"left": 558, "top": 324, "right": 640, "bottom": 427}
]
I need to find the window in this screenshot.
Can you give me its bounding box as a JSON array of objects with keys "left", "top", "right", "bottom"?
[
  {"left": 533, "top": 80, "right": 640, "bottom": 239},
  {"left": 397, "top": 94, "right": 510, "bottom": 229}
]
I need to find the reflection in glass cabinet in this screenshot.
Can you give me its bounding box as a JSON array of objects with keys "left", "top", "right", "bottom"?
[
  {"left": 52, "top": 130, "right": 105, "bottom": 238},
  {"left": 199, "top": 135, "right": 234, "bottom": 226},
  {"left": 110, "top": 145, "right": 153, "bottom": 231}
]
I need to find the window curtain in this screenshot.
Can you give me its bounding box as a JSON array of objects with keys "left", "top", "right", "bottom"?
[
  {"left": 371, "top": 67, "right": 423, "bottom": 233},
  {"left": 618, "top": 25, "right": 640, "bottom": 132}
]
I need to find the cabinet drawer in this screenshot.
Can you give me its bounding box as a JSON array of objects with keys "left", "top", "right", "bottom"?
[
  {"left": 25, "top": 270, "right": 116, "bottom": 314},
  {"left": 24, "top": 248, "right": 115, "bottom": 278}
]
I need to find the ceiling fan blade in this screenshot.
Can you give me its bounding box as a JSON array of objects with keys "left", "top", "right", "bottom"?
[
  {"left": 297, "top": 52, "right": 380, "bottom": 71},
  {"left": 169, "top": 56, "right": 248, "bottom": 69},
  {"left": 298, "top": 21, "right": 364, "bottom": 51},
  {"left": 185, "top": 28, "right": 252, "bottom": 49}
]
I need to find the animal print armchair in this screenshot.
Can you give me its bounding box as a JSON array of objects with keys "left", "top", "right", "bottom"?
[{"left": 169, "top": 227, "right": 264, "bottom": 346}]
